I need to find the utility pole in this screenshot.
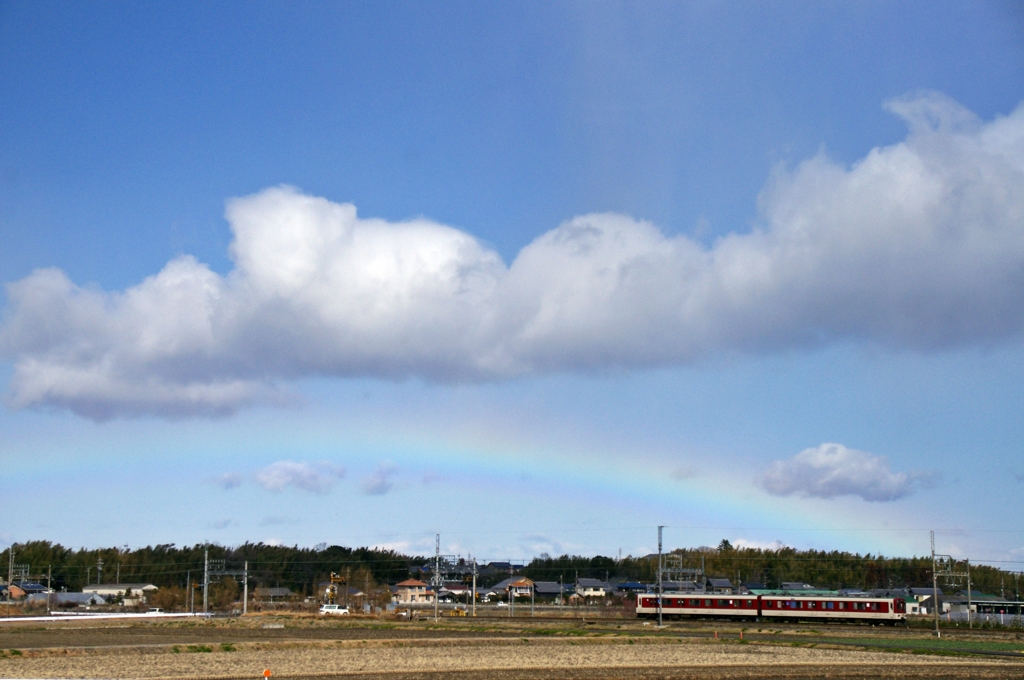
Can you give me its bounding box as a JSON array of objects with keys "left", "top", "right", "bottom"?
[
  {"left": 116, "top": 563, "right": 120, "bottom": 584},
  {"left": 471, "top": 558, "right": 477, "bottom": 618},
  {"left": 203, "top": 548, "right": 209, "bottom": 615},
  {"left": 7, "top": 544, "right": 13, "bottom": 617},
  {"left": 97, "top": 557, "right": 103, "bottom": 584},
  {"left": 433, "top": 534, "right": 440, "bottom": 622},
  {"left": 47, "top": 565, "right": 52, "bottom": 614},
  {"left": 186, "top": 570, "right": 191, "bottom": 614},
  {"left": 243, "top": 561, "right": 248, "bottom": 616},
  {"left": 657, "top": 525, "right": 664, "bottom": 627},
  {"left": 931, "top": 531, "right": 940, "bottom": 638},
  {"left": 967, "top": 559, "right": 973, "bottom": 629}
]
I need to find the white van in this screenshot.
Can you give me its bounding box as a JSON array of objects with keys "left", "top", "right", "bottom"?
[{"left": 319, "top": 604, "right": 349, "bottom": 615}]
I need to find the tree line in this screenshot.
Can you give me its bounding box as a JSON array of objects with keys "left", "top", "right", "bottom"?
[
  {"left": 3, "top": 540, "right": 1020, "bottom": 600},
  {"left": 525, "top": 543, "right": 1020, "bottom": 598},
  {"left": 1, "top": 541, "right": 422, "bottom": 596}
]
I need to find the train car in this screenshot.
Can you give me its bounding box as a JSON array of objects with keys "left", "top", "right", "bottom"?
[
  {"left": 760, "top": 595, "right": 905, "bottom": 624},
  {"left": 635, "top": 592, "right": 905, "bottom": 625},
  {"left": 636, "top": 594, "right": 759, "bottom": 620}
]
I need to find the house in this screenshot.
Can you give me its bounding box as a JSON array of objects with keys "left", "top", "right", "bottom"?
[
  {"left": 1, "top": 584, "right": 26, "bottom": 599},
  {"left": 533, "top": 581, "right": 567, "bottom": 600},
  {"left": 575, "top": 578, "right": 608, "bottom": 598},
  {"left": 611, "top": 581, "right": 648, "bottom": 595},
  {"left": 485, "top": 577, "right": 534, "bottom": 599},
  {"left": 14, "top": 581, "right": 49, "bottom": 595},
  {"left": 480, "top": 562, "right": 525, "bottom": 577},
  {"left": 254, "top": 587, "right": 294, "bottom": 602},
  {"left": 509, "top": 578, "right": 534, "bottom": 598},
  {"left": 438, "top": 582, "right": 472, "bottom": 602},
  {"left": 707, "top": 578, "right": 734, "bottom": 594},
  {"left": 394, "top": 579, "right": 433, "bottom": 604}
]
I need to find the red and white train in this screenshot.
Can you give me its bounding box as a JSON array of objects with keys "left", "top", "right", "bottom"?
[{"left": 636, "top": 593, "right": 906, "bottom": 625}]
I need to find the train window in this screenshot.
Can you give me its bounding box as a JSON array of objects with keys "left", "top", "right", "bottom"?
[
  {"left": 716, "top": 600, "right": 729, "bottom": 607},
  {"left": 746, "top": 600, "right": 753, "bottom": 607},
  {"left": 826, "top": 602, "right": 834, "bottom": 609},
  {"left": 704, "top": 599, "right": 711, "bottom": 607},
  {"left": 689, "top": 599, "right": 698, "bottom": 606}
]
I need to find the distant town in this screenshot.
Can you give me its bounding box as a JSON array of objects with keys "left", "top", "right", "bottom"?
[{"left": 3, "top": 539, "right": 1022, "bottom": 625}]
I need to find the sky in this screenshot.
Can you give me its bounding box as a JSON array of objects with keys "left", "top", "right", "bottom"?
[{"left": 2, "top": 1, "right": 1024, "bottom": 569}]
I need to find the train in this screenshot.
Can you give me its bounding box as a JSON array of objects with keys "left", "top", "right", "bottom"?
[{"left": 635, "top": 592, "right": 906, "bottom": 625}]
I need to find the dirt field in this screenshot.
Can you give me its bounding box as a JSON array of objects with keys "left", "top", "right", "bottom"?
[{"left": 1, "top": 616, "right": 1021, "bottom": 679}]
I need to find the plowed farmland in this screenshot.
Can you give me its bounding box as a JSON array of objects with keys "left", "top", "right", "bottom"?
[{"left": 1, "top": 615, "right": 1021, "bottom": 679}]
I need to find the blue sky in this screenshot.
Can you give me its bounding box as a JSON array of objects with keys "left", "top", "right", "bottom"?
[{"left": 2, "top": 1, "right": 1023, "bottom": 567}]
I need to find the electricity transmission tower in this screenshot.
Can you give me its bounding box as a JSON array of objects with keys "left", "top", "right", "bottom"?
[
  {"left": 429, "top": 534, "right": 457, "bottom": 621},
  {"left": 931, "top": 531, "right": 973, "bottom": 637},
  {"left": 207, "top": 557, "right": 250, "bottom": 615}
]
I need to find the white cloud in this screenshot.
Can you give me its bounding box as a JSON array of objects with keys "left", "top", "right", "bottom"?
[
  {"left": 254, "top": 460, "right": 346, "bottom": 493},
  {"left": 732, "top": 538, "right": 788, "bottom": 551},
  {"left": 3, "top": 92, "right": 1024, "bottom": 418},
  {"left": 761, "top": 443, "right": 937, "bottom": 502},
  {"left": 371, "top": 540, "right": 412, "bottom": 553},
  {"left": 211, "top": 472, "right": 243, "bottom": 489},
  {"left": 360, "top": 461, "right": 397, "bottom": 495},
  {"left": 521, "top": 534, "right": 570, "bottom": 556}
]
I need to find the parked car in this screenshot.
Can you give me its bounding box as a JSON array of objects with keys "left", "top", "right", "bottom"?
[
  {"left": 147, "top": 608, "right": 164, "bottom": 614},
  {"left": 319, "top": 604, "right": 349, "bottom": 615},
  {"left": 496, "top": 602, "right": 508, "bottom": 607}
]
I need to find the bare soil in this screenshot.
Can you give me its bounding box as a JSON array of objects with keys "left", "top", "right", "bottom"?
[{"left": 0, "top": 616, "right": 1020, "bottom": 679}]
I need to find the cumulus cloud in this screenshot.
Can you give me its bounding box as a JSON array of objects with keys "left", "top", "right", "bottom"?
[
  {"left": 360, "top": 461, "right": 397, "bottom": 495},
  {"left": 254, "top": 460, "right": 346, "bottom": 493},
  {"left": 761, "top": 443, "right": 937, "bottom": 502},
  {"left": 211, "top": 472, "right": 243, "bottom": 489},
  {"left": 3, "top": 92, "right": 1024, "bottom": 418}
]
